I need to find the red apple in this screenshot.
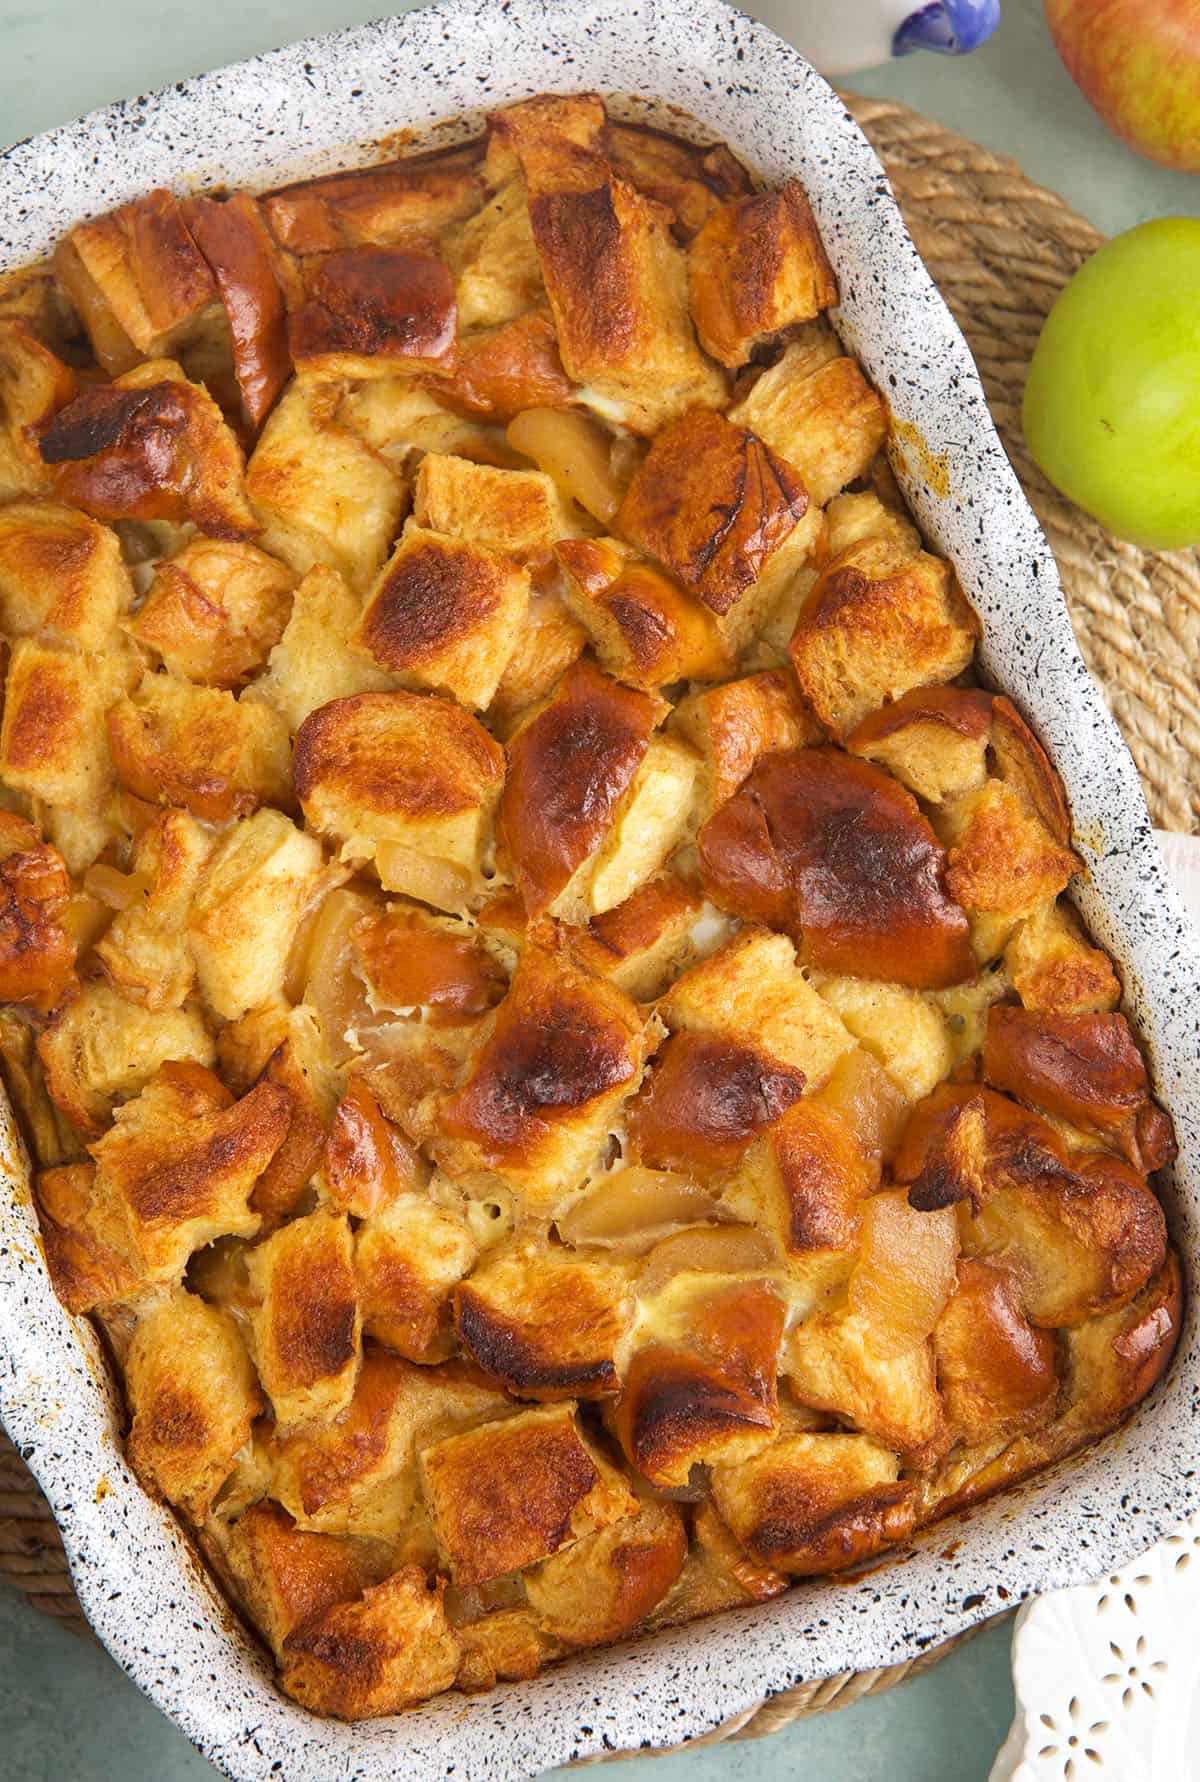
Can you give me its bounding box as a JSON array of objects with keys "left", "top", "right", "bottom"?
[{"left": 1045, "top": 0, "right": 1200, "bottom": 169}]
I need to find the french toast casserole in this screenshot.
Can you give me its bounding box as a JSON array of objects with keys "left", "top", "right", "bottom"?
[{"left": 0, "top": 91, "right": 1180, "bottom": 1719}]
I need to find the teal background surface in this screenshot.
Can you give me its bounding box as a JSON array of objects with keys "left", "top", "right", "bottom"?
[{"left": 0, "top": 2, "right": 1192, "bottom": 1777}]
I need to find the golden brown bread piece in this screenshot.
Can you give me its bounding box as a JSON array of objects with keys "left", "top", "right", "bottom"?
[
  {"left": 412, "top": 451, "right": 580, "bottom": 559},
  {"left": 728, "top": 332, "right": 887, "bottom": 505},
  {"left": 0, "top": 815, "right": 76, "bottom": 1013},
  {"left": 351, "top": 904, "right": 505, "bottom": 1024},
  {"left": 983, "top": 1006, "right": 1177, "bottom": 1172},
  {"left": 289, "top": 249, "right": 458, "bottom": 382},
  {"left": 52, "top": 188, "right": 218, "bottom": 374},
  {"left": 789, "top": 533, "right": 979, "bottom": 738},
  {"left": 247, "top": 1207, "right": 362, "bottom": 1427},
  {"left": 263, "top": 144, "right": 484, "bottom": 256},
  {"left": 420, "top": 1402, "right": 637, "bottom": 1586},
  {"left": 218, "top": 1499, "right": 390, "bottom": 1658},
  {"left": 0, "top": 498, "right": 132, "bottom": 649},
  {"left": 351, "top": 521, "right": 529, "bottom": 710},
  {"left": 784, "top": 1310, "right": 944, "bottom": 1461},
  {"left": 847, "top": 685, "right": 995, "bottom": 805},
  {"left": 355, "top": 1195, "right": 477, "bottom": 1364},
  {"left": 40, "top": 360, "right": 257, "bottom": 538},
  {"left": 246, "top": 562, "right": 393, "bottom": 734},
  {"left": 319, "top": 1077, "right": 423, "bottom": 1219},
  {"left": 555, "top": 536, "right": 731, "bottom": 691},
  {"left": 524, "top": 1495, "right": 687, "bottom": 1644},
  {"left": 37, "top": 982, "right": 214, "bottom": 1135},
  {"left": 247, "top": 1005, "right": 340, "bottom": 1225},
  {"left": 182, "top": 192, "right": 291, "bottom": 429},
  {"left": 0, "top": 322, "right": 77, "bottom": 499},
  {"left": 426, "top": 930, "right": 649, "bottom": 1208},
  {"left": 294, "top": 690, "right": 505, "bottom": 913},
  {"left": 0, "top": 635, "right": 125, "bottom": 829},
  {"left": 689, "top": 181, "right": 837, "bottom": 368},
  {"left": 427, "top": 310, "right": 574, "bottom": 423},
  {"left": 617, "top": 407, "right": 818, "bottom": 649},
  {"left": 107, "top": 671, "right": 293, "bottom": 823},
  {"left": 698, "top": 747, "right": 974, "bottom": 990},
  {"left": 601, "top": 120, "right": 752, "bottom": 240},
  {"left": 670, "top": 668, "right": 821, "bottom": 824},
  {"left": 126, "top": 1287, "right": 263, "bottom": 1518},
  {"left": 453, "top": 1240, "right": 632, "bottom": 1400},
  {"left": 129, "top": 539, "right": 297, "bottom": 689},
  {"left": 572, "top": 872, "right": 705, "bottom": 1001},
  {"left": 281, "top": 1566, "right": 461, "bottom": 1719},
  {"left": 614, "top": 1276, "right": 786, "bottom": 1487},
  {"left": 627, "top": 1030, "right": 806, "bottom": 1178},
  {"left": 1005, "top": 900, "right": 1121, "bottom": 1016},
  {"left": 93, "top": 807, "right": 213, "bottom": 1011},
  {"left": 498, "top": 658, "right": 663, "bottom": 917},
  {"left": 934, "top": 1258, "right": 1059, "bottom": 1445},
  {"left": 709, "top": 1432, "right": 914, "bottom": 1575}
]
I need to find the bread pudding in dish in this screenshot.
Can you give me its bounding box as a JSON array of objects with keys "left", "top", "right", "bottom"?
[{"left": 0, "top": 90, "right": 1180, "bottom": 1720}]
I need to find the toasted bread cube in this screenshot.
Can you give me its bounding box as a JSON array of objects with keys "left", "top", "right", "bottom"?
[
  {"left": 499, "top": 660, "right": 666, "bottom": 917},
  {"left": 107, "top": 672, "right": 293, "bottom": 824},
  {"left": 40, "top": 359, "right": 257, "bottom": 540},
  {"left": 450, "top": 180, "right": 545, "bottom": 330},
  {"left": 784, "top": 1310, "right": 943, "bottom": 1459},
  {"left": 825, "top": 488, "right": 920, "bottom": 558},
  {"left": 35, "top": 1160, "right": 139, "bottom": 1311},
  {"left": 53, "top": 189, "right": 218, "bottom": 373},
  {"left": 130, "top": 539, "right": 297, "bottom": 688},
  {"left": 356, "top": 1194, "right": 477, "bottom": 1364},
  {"left": 0, "top": 815, "right": 75, "bottom": 1012},
  {"left": 0, "top": 323, "right": 77, "bottom": 500},
  {"left": 483, "top": 94, "right": 606, "bottom": 187},
  {"left": 294, "top": 691, "right": 504, "bottom": 913},
  {"left": 671, "top": 669, "right": 820, "bottom": 821},
  {"left": 188, "top": 811, "right": 326, "bottom": 1021},
  {"left": 351, "top": 903, "right": 506, "bottom": 1025},
  {"left": 427, "top": 310, "right": 574, "bottom": 424},
  {"left": 339, "top": 375, "right": 506, "bottom": 467},
  {"left": 488, "top": 585, "right": 587, "bottom": 726},
  {"left": 689, "top": 182, "right": 836, "bottom": 364},
  {"left": 810, "top": 975, "right": 953, "bottom": 1104},
  {"left": 38, "top": 982, "right": 214, "bottom": 1134},
  {"left": 960, "top": 1150, "right": 1167, "bottom": 1327},
  {"left": 524, "top": 1495, "right": 686, "bottom": 1646},
  {"left": 789, "top": 534, "right": 980, "bottom": 738},
  {"left": 272, "top": 1348, "right": 509, "bottom": 1535},
  {"left": 94, "top": 808, "right": 213, "bottom": 1011},
  {"left": 723, "top": 1099, "right": 872, "bottom": 1308},
  {"left": 698, "top": 748, "right": 976, "bottom": 990},
  {"left": 247, "top": 564, "right": 393, "bottom": 734},
  {"left": 426, "top": 932, "right": 648, "bottom": 1209},
  {"left": 0, "top": 500, "right": 133, "bottom": 649},
  {"left": 247, "top": 1207, "right": 361, "bottom": 1427},
  {"left": 555, "top": 537, "right": 731, "bottom": 691},
  {"left": 0, "top": 636, "right": 115, "bottom": 814},
  {"left": 617, "top": 408, "right": 821, "bottom": 652},
  {"left": 729, "top": 340, "right": 886, "bottom": 505},
  {"left": 943, "top": 780, "right": 1080, "bottom": 922},
  {"left": 614, "top": 1277, "right": 785, "bottom": 1486},
  {"left": 351, "top": 522, "right": 529, "bottom": 710},
  {"left": 126, "top": 1287, "right": 263, "bottom": 1517},
  {"left": 319, "top": 1077, "right": 424, "bottom": 1219},
  {"left": 525, "top": 150, "right": 725, "bottom": 434},
  {"left": 246, "top": 380, "right": 408, "bottom": 590},
  {"left": 846, "top": 685, "right": 994, "bottom": 805},
  {"left": 659, "top": 927, "right": 854, "bottom": 1091},
  {"left": 1059, "top": 1250, "right": 1181, "bottom": 1444},
  {"left": 247, "top": 1004, "right": 341, "bottom": 1225},
  {"left": 219, "top": 1499, "right": 388, "bottom": 1658},
  {"left": 934, "top": 1259, "right": 1058, "bottom": 1445},
  {"left": 454, "top": 1240, "right": 633, "bottom": 1399},
  {"left": 412, "top": 453, "right": 581, "bottom": 559},
  {"left": 263, "top": 145, "right": 484, "bottom": 256},
  {"left": 280, "top": 1565, "right": 461, "bottom": 1718},
  {"left": 566, "top": 734, "right": 698, "bottom": 923},
  {"left": 182, "top": 191, "right": 291, "bottom": 430},
  {"left": 603, "top": 120, "right": 752, "bottom": 240},
  {"left": 289, "top": 248, "right": 457, "bottom": 382},
  {"left": 572, "top": 873, "right": 705, "bottom": 1001},
  {"left": 73, "top": 1064, "right": 288, "bottom": 1296},
  {"left": 709, "top": 1432, "right": 913, "bottom": 1575},
  {"left": 670, "top": 1500, "right": 788, "bottom": 1622},
  {"left": 627, "top": 1030, "right": 805, "bottom": 1178},
  {"left": 1005, "top": 899, "right": 1121, "bottom": 1015},
  {"left": 455, "top": 1608, "right": 557, "bottom": 1690},
  {"left": 420, "top": 1402, "right": 636, "bottom": 1585}
]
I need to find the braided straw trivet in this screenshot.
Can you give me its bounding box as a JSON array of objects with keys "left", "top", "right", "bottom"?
[{"left": 0, "top": 93, "right": 1194, "bottom": 1748}]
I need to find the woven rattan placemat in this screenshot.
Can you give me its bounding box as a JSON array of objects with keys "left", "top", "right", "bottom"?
[{"left": 0, "top": 91, "right": 1196, "bottom": 1748}]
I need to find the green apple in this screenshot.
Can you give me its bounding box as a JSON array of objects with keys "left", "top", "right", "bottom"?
[
  {"left": 1045, "top": 0, "right": 1200, "bottom": 171},
  {"left": 1022, "top": 217, "right": 1200, "bottom": 550}
]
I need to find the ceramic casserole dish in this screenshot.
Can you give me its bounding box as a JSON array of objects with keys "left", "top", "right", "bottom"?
[{"left": 0, "top": 1, "right": 1197, "bottom": 1776}]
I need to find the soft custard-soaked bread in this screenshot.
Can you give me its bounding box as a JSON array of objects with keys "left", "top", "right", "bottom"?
[{"left": 0, "top": 90, "right": 1179, "bottom": 1722}]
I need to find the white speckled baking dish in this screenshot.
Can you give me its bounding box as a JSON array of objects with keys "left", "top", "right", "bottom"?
[{"left": 1, "top": 2, "right": 1197, "bottom": 1776}]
